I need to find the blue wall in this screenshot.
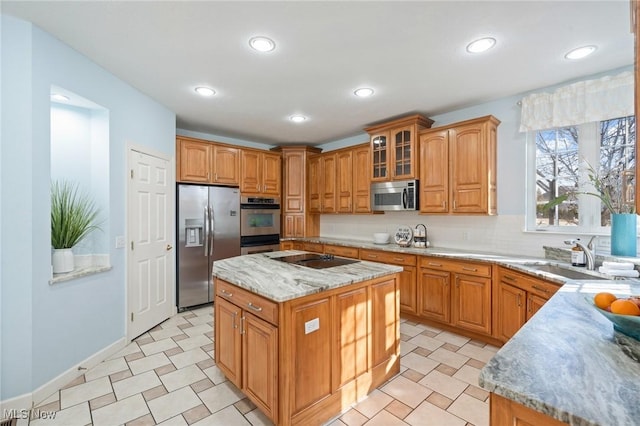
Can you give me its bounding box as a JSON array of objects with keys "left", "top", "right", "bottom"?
[{"left": 1, "top": 15, "right": 176, "bottom": 400}]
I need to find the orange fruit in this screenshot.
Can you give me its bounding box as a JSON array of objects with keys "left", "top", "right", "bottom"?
[
  {"left": 593, "top": 292, "right": 617, "bottom": 310},
  {"left": 610, "top": 299, "right": 640, "bottom": 316}
]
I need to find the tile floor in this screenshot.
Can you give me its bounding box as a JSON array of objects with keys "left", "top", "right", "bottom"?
[{"left": 28, "top": 305, "right": 499, "bottom": 426}]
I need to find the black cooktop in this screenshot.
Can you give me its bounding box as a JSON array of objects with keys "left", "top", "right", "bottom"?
[{"left": 274, "top": 253, "right": 360, "bottom": 269}]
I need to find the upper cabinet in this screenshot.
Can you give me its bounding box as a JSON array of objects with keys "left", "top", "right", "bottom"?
[
  {"left": 240, "top": 149, "right": 281, "bottom": 197},
  {"left": 278, "top": 146, "right": 322, "bottom": 238},
  {"left": 365, "top": 114, "right": 434, "bottom": 182},
  {"left": 307, "top": 143, "right": 370, "bottom": 214},
  {"left": 177, "top": 136, "right": 240, "bottom": 185},
  {"left": 419, "top": 115, "right": 500, "bottom": 215}
]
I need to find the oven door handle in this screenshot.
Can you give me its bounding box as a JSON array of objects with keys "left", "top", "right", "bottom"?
[{"left": 402, "top": 188, "right": 408, "bottom": 209}]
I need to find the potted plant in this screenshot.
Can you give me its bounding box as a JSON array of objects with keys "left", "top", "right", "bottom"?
[
  {"left": 51, "top": 180, "right": 101, "bottom": 273},
  {"left": 546, "top": 160, "right": 636, "bottom": 256}
]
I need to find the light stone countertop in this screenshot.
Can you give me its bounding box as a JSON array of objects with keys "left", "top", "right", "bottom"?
[
  {"left": 479, "top": 280, "right": 640, "bottom": 426},
  {"left": 281, "top": 237, "right": 640, "bottom": 424},
  {"left": 211, "top": 250, "right": 403, "bottom": 302}
]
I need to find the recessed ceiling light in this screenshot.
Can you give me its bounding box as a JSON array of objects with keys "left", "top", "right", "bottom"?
[
  {"left": 466, "top": 37, "right": 496, "bottom": 54},
  {"left": 195, "top": 87, "right": 215, "bottom": 97},
  {"left": 51, "top": 93, "right": 70, "bottom": 102},
  {"left": 289, "top": 115, "right": 307, "bottom": 123},
  {"left": 565, "top": 45, "right": 597, "bottom": 60},
  {"left": 354, "top": 88, "right": 375, "bottom": 98},
  {"left": 249, "top": 36, "right": 276, "bottom": 52}
]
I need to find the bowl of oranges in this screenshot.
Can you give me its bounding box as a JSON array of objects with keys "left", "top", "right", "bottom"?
[{"left": 590, "top": 292, "right": 640, "bottom": 341}]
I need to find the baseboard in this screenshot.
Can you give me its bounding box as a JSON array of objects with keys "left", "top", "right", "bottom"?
[{"left": 0, "top": 337, "right": 127, "bottom": 412}]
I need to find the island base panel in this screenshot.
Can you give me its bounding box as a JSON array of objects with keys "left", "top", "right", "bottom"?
[{"left": 490, "top": 393, "right": 566, "bottom": 426}]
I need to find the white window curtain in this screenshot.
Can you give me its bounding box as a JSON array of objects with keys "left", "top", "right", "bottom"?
[{"left": 519, "top": 71, "right": 634, "bottom": 132}]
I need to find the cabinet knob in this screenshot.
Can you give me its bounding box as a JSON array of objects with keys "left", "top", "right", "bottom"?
[{"left": 166, "top": 244, "right": 173, "bottom": 251}]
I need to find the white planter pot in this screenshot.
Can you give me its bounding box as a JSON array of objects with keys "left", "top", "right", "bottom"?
[{"left": 52, "top": 248, "right": 74, "bottom": 274}]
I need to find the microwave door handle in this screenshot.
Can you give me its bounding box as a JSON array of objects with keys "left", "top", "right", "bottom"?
[{"left": 402, "top": 188, "right": 408, "bottom": 209}]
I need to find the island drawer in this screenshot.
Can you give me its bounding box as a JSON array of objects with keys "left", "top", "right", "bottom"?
[
  {"left": 498, "top": 268, "right": 559, "bottom": 298},
  {"left": 360, "top": 249, "right": 416, "bottom": 266},
  {"left": 324, "top": 245, "right": 359, "bottom": 258},
  {"left": 419, "top": 257, "right": 492, "bottom": 277},
  {"left": 216, "top": 279, "right": 279, "bottom": 326}
]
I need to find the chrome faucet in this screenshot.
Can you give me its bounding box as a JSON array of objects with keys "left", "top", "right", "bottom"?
[{"left": 564, "top": 236, "right": 597, "bottom": 270}]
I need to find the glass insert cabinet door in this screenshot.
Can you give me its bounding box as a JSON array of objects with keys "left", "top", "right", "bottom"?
[
  {"left": 394, "top": 128, "right": 413, "bottom": 178},
  {"left": 372, "top": 133, "right": 388, "bottom": 179}
]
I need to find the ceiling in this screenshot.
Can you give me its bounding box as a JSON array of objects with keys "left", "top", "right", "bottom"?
[{"left": 2, "top": 1, "right": 634, "bottom": 146}]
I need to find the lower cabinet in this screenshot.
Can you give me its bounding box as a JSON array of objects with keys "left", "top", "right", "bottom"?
[
  {"left": 215, "top": 288, "right": 279, "bottom": 421},
  {"left": 494, "top": 266, "right": 559, "bottom": 342},
  {"left": 490, "top": 393, "right": 566, "bottom": 426},
  {"left": 418, "top": 257, "right": 493, "bottom": 336},
  {"left": 215, "top": 273, "right": 400, "bottom": 426}
]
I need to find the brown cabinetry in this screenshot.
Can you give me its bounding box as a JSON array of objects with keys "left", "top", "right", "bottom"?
[
  {"left": 215, "top": 271, "right": 400, "bottom": 426},
  {"left": 336, "top": 150, "right": 353, "bottom": 213},
  {"left": 361, "top": 249, "right": 417, "bottom": 314},
  {"left": 419, "top": 115, "right": 499, "bottom": 214},
  {"left": 418, "top": 257, "right": 492, "bottom": 336},
  {"left": 177, "top": 136, "right": 240, "bottom": 185},
  {"left": 278, "top": 146, "right": 322, "bottom": 238},
  {"left": 324, "top": 244, "right": 359, "bottom": 258},
  {"left": 215, "top": 281, "right": 279, "bottom": 421},
  {"left": 490, "top": 393, "right": 566, "bottom": 426},
  {"left": 365, "top": 114, "right": 434, "bottom": 182},
  {"left": 308, "top": 153, "right": 336, "bottom": 214},
  {"left": 493, "top": 266, "right": 559, "bottom": 342},
  {"left": 240, "top": 149, "right": 281, "bottom": 197},
  {"left": 352, "top": 144, "right": 371, "bottom": 213}
]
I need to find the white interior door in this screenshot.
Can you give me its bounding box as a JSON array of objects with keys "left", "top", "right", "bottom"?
[{"left": 127, "top": 147, "right": 174, "bottom": 340}]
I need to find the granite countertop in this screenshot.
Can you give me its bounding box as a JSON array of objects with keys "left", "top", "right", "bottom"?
[
  {"left": 479, "top": 280, "right": 640, "bottom": 426},
  {"left": 212, "top": 250, "right": 403, "bottom": 302},
  {"left": 283, "top": 236, "right": 639, "bottom": 285}
]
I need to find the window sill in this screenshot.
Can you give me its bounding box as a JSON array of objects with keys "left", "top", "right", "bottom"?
[{"left": 50, "top": 265, "right": 112, "bottom": 285}]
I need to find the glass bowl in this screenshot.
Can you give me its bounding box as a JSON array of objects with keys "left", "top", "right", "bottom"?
[{"left": 588, "top": 297, "right": 640, "bottom": 341}]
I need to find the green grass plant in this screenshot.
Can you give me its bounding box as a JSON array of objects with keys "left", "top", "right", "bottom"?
[{"left": 51, "top": 180, "right": 101, "bottom": 249}]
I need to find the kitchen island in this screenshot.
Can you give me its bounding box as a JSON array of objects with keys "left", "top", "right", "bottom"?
[
  {"left": 212, "top": 251, "right": 403, "bottom": 426},
  {"left": 479, "top": 279, "right": 640, "bottom": 426}
]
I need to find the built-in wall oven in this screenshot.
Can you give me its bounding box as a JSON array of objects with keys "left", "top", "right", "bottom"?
[{"left": 240, "top": 196, "right": 281, "bottom": 255}]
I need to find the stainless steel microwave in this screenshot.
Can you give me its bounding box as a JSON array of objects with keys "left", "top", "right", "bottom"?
[{"left": 371, "top": 180, "right": 418, "bottom": 211}]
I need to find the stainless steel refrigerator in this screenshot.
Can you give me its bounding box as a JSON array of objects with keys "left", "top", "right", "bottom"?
[{"left": 177, "top": 184, "right": 240, "bottom": 309}]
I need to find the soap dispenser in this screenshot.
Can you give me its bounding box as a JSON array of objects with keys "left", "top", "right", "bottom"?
[{"left": 571, "top": 239, "right": 586, "bottom": 267}]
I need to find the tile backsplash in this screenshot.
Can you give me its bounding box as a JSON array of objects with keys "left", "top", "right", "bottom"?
[{"left": 320, "top": 212, "right": 617, "bottom": 258}]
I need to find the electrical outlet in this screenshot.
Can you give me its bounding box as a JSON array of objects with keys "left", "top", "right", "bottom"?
[
  {"left": 597, "top": 238, "right": 611, "bottom": 250},
  {"left": 304, "top": 318, "right": 320, "bottom": 334}
]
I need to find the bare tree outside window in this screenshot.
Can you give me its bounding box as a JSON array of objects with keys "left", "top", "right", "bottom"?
[{"left": 534, "top": 116, "right": 635, "bottom": 229}]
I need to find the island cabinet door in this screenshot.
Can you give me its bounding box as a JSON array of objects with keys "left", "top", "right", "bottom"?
[
  {"left": 290, "top": 297, "right": 332, "bottom": 414},
  {"left": 215, "top": 298, "right": 242, "bottom": 388},
  {"left": 370, "top": 278, "right": 400, "bottom": 368},
  {"left": 243, "top": 312, "right": 278, "bottom": 422},
  {"left": 332, "top": 287, "right": 369, "bottom": 390}
]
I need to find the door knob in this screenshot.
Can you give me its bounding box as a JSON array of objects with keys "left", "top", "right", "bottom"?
[{"left": 166, "top": 244, "right": 173, "bottom": 251}]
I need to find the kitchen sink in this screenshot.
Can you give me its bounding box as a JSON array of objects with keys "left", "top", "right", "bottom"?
[{"left": 525, "top": 264, "right": 608, "bottom": 280}]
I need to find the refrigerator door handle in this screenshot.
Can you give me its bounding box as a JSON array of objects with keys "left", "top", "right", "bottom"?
[
  {"left": 210, "top": 205, "right": 215, "bottom": 254},
  {"left": 203, "top": 206, "right": 209, "bottom": 257}
]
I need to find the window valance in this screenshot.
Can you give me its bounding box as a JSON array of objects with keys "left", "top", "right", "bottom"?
[{"left": 519, "top": 71, "right": 634, "bottom": 132}]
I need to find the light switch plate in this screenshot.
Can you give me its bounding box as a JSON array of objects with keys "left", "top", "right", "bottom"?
[
  {"left": 304, "top": 318, "right": 320, "bottom": 334},
  {"left": 115, "top": 236, "right": 125, "bottom": 249}
]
